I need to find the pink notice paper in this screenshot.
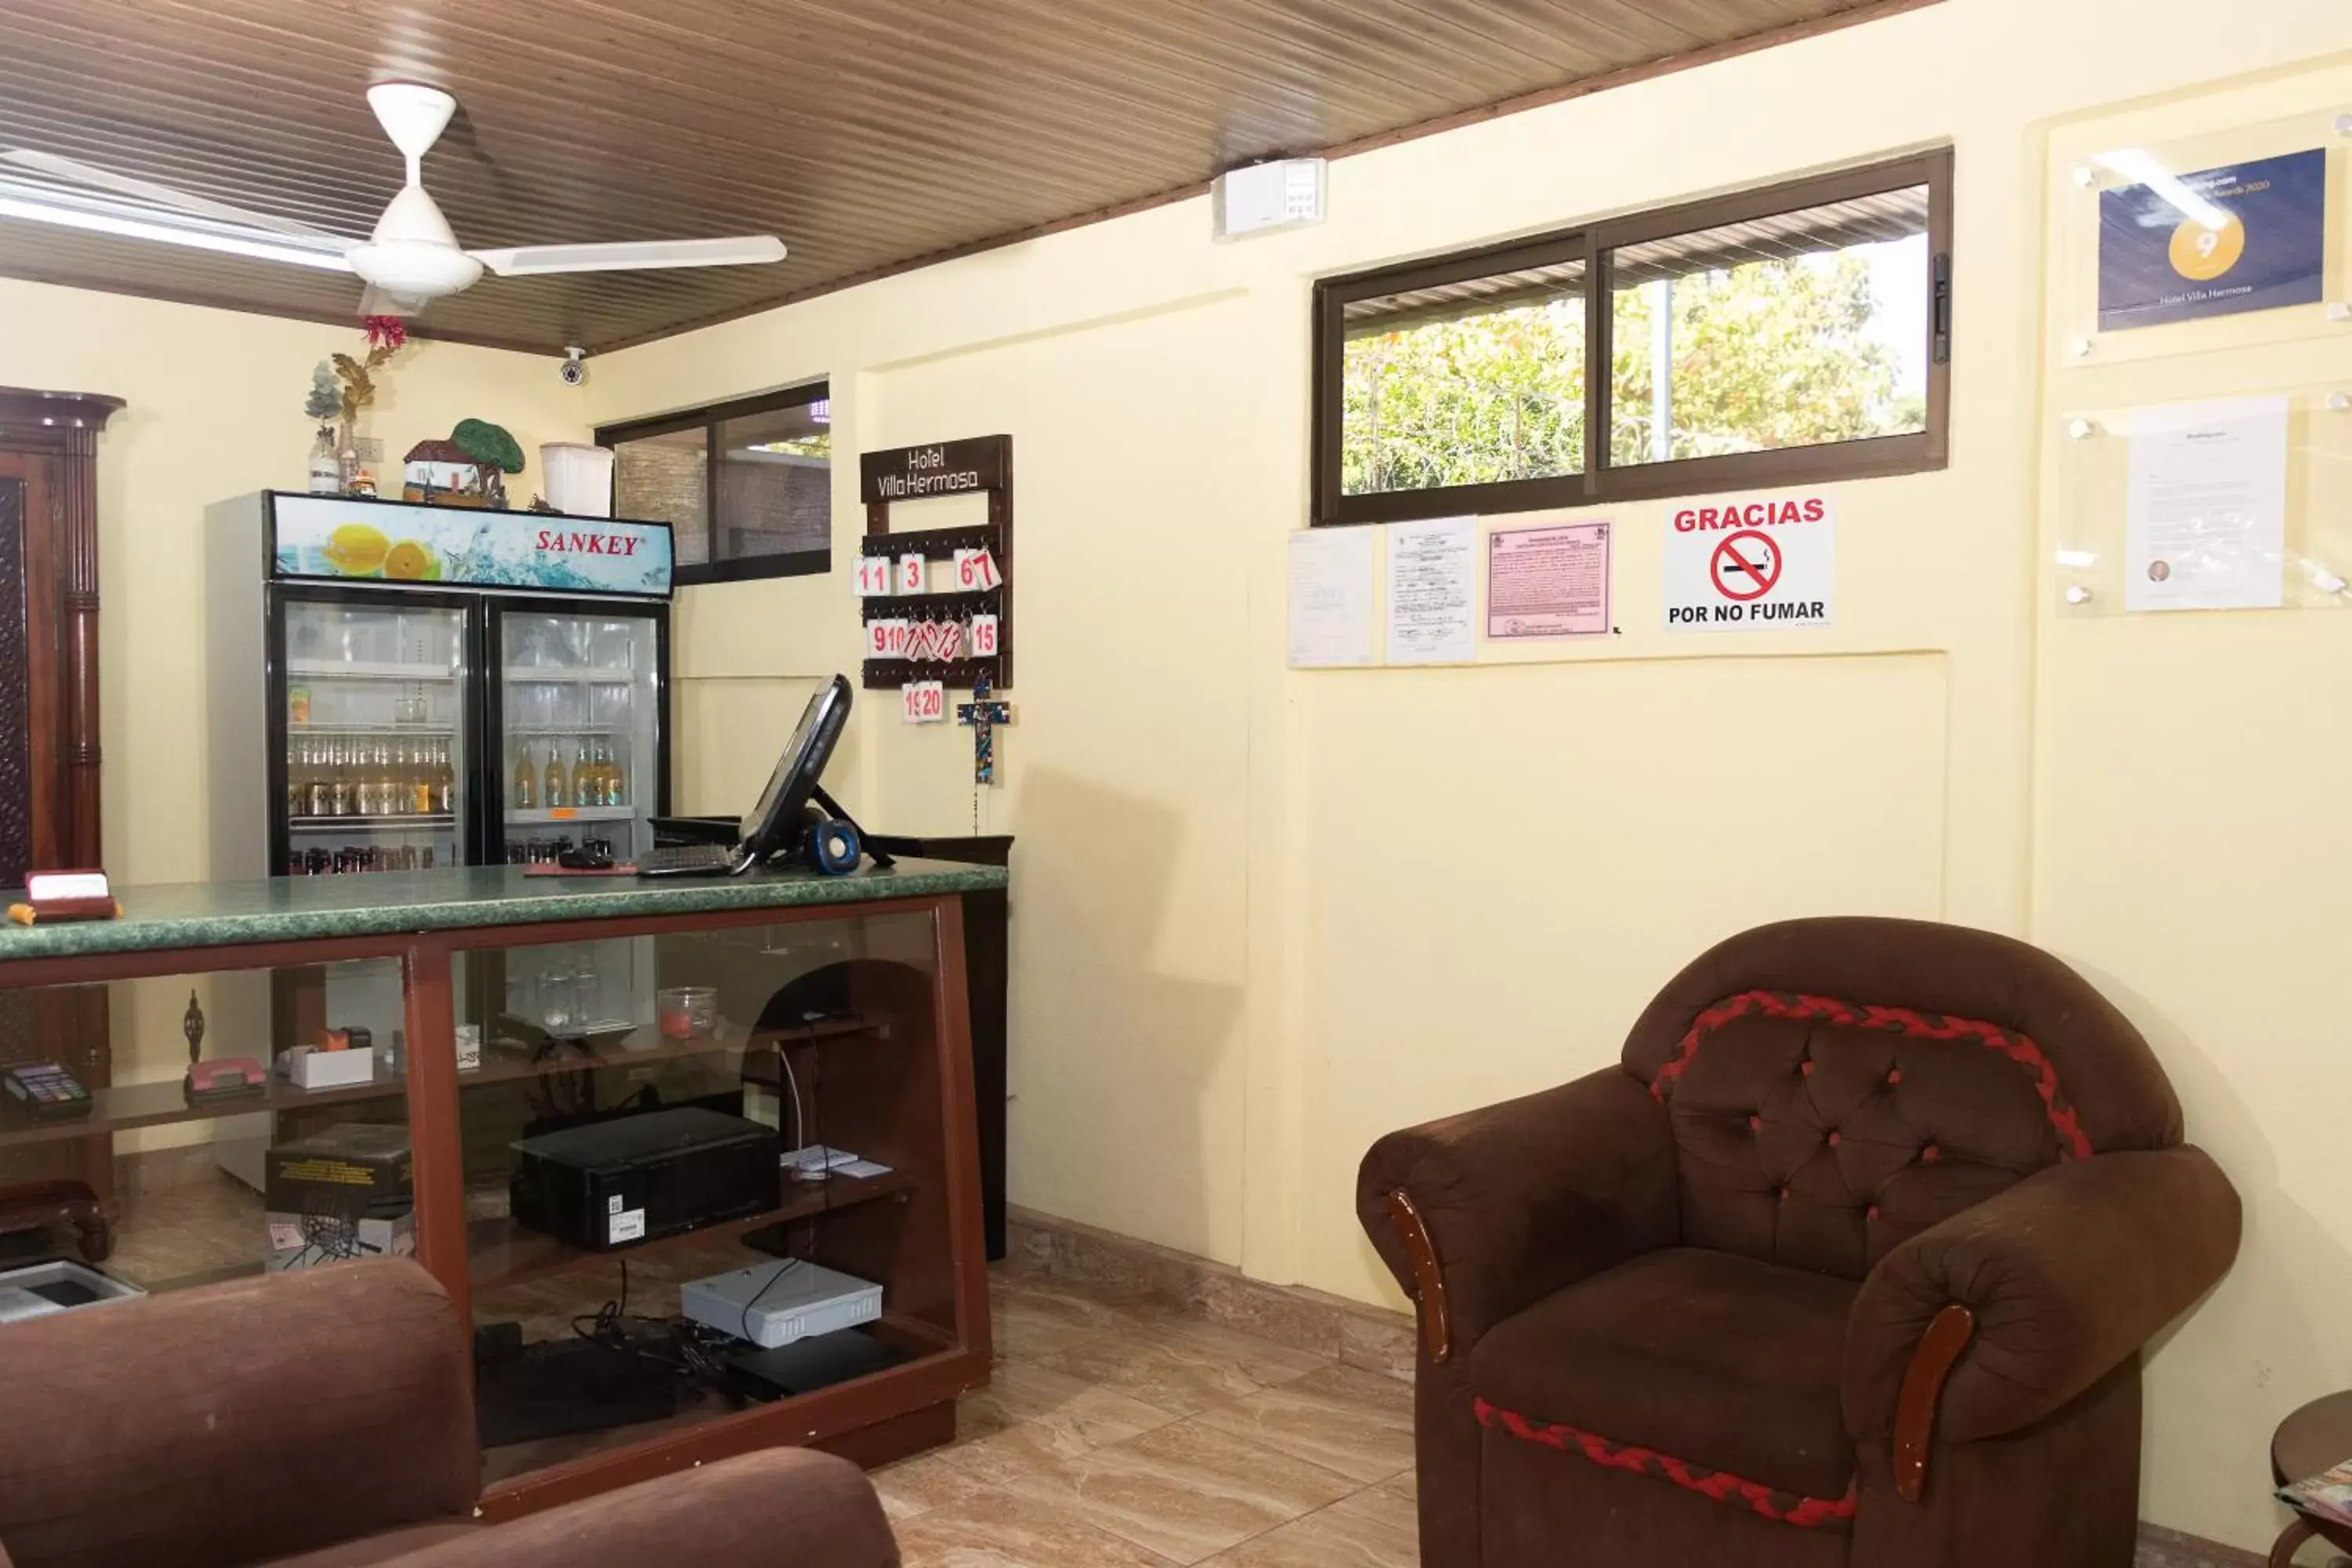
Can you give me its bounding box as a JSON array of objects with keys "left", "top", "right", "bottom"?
[{"left": 1487, "top": 521, "right": 1612, "bottom": 638}]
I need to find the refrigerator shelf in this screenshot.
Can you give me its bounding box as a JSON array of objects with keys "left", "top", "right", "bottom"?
[
  {"left": 289, "top": 723, "right": 458, "bottom": 735},
  {"left": 505, "top": 805, "right": 636, "bottom": 825},
  {"left": 289, "top": 659, "right": 460, "bottom": 681},
  {"left": 289, "top": 814, "right": 458, "bottom": 832},
  {"left": 500, "top": 667, "right": 637, "bottom": 684}
]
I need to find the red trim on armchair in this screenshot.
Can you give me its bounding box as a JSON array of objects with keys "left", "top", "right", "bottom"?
[
  {"left": 1647, "top": 990, "right": 2092, "bottom": 1160},
  {"left": 1474, "top": 1396, "right": 1857, "bottom": 1529}
]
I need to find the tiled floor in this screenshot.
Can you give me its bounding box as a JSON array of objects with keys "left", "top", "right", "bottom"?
[{"left": 877, "top": 1265, "right": 1420, "bottom": 1567}]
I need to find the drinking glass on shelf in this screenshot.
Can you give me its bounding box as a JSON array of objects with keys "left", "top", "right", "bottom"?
[{"left": 539, "top": 959, "right": 578, "bottom": 1032}]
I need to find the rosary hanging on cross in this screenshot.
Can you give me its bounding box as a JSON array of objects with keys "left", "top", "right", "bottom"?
[{"left": 956, "top": 669, "right": 1015, "bottom": 832}]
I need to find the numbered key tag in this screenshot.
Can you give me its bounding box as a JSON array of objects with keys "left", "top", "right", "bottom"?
[
  {"left": 967, "top": 546, "right": 1003, "bottom": 590},
  {"left": 865, "top": 618, "right": 893, "bottom": 659},
  {"left": 883, "top": 619, "right": 913, "bottom": 659},
  {"left": 901, "top": 680, "right": 947, "bottom": 724},
  {"left": 969, "top": 612, "right": 1000, "bottom": 659},
  {"left": 897, "top": 553, "right": 927, "bottom": 594},
  {"left": 953, "top": 548, "right": 989, "bottom": 591},
  {"left": 855, "top": 555, "right": 892, "bottom": 597}
]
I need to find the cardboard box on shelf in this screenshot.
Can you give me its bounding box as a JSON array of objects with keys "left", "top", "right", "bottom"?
[{"left": 263, "top": 1207, "right": 415, "bottom": 1272}]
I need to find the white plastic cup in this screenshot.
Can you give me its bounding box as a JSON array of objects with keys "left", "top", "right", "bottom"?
[{"left": 540, "top": 443, "right": 616, "bottom": 518}]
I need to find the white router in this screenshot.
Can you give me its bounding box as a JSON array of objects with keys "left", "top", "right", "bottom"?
[{"left": 680, "top": 1260, "right": 882, "bottom": 1348}]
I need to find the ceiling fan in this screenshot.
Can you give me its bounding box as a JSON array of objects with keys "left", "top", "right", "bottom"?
[{"left": 0, "top": 82, "right": 786, "bottom": 317}]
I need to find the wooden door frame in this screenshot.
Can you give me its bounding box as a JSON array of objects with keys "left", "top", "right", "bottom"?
[
  {"left": 0, "top": 388, "right": 121, "bottom": 1229},
  {"left": 0, "top": 387, "right": 122, "bottom": 873}
]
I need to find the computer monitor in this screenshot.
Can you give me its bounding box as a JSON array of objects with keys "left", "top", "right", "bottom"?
[{"left": 739, "top": 674, "right": 851, "bottom": 862}]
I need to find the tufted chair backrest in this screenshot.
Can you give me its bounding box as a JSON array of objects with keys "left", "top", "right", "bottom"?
[{"left": 1621, "top": 917, "right": 2183, "bottom": 1281}]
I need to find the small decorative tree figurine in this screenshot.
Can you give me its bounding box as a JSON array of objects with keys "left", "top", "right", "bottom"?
[
  {"left": 303, "top": 364, "right": 342, "bottom": 492},
  {"left": 328, "top": 315, "right": 410, "bottom": 491},
  {"left": 451, "top": 419, "right": 526, "bottom": 510}
]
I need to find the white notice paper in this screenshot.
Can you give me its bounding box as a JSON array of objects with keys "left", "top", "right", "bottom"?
[
  {"left": 1287, "top": 528, "right": 1375, "bottom": 667},
  {"left": 2125, "top": 397, "right": 2288, "bottom": 612},
  {"left": 1385, "top": 516, "right": 1477, "bottom": 664}
]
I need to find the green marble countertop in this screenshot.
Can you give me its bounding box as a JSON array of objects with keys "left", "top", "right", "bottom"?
[{"left": 0, "top": 860, "right": 1006, "bottom": 963}]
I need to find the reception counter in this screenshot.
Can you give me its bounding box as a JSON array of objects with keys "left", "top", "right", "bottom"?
[{"left": 0, "top": 862, "right": 1002, "bottom": 1517}]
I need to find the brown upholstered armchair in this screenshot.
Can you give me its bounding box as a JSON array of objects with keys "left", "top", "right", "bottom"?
[
  {"left": 0, "top": 1259, "right": 900, "bottom": 1568},
  {"left": 1359, "top": 917, "right": 2241, "bottom": 1568}
]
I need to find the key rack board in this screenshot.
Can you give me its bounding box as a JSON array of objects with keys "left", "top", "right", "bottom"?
[{"left": 858, "top": 435, "right": 1013, "bottom": 691}]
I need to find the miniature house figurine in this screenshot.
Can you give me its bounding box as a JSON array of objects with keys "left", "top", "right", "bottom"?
[{"left": 402, "top": 439, "right": 484, "bottom": 505}]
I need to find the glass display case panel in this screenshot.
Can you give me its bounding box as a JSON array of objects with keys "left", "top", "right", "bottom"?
[
  {"left": 0, "top": 963, "right": 418, "bottom": 1325},
  {"left": 454, "top": 909, "right": 948, "bottom": 1481}
]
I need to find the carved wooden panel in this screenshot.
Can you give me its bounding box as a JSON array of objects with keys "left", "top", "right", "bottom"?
[
  {"left": 0, "top": 480, "right": 27, "bottom": 887},
  {"left": 0, "top": 391, "right": 118, "bottom": 1215}
]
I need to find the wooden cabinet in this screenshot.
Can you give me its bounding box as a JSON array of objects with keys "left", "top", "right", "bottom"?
[{"left": 0, "top": 388, "right": 118, "bottom": 1249}]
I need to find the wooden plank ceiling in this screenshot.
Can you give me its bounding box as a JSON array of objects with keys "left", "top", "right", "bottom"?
[{"left": 0, "top": 0, "right": 1915, "bottom": 355}]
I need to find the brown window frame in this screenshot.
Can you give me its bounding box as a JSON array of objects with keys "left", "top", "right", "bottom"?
[
  {"left": 1312, "top": 148, "right": 1953, "bottom": 527},
  {"left": 597, "top": 380, "right": 832, "bottom": 586}
]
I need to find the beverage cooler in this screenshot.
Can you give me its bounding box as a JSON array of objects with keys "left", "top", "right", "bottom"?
[
  {"left": 203, "top": 492, "right": 674, "bottom": 1189},
  {"left": 205, "top": 492, "right": 673, "bottom": 880}
]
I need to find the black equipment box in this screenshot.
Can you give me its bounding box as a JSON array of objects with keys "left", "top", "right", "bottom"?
[
  {"left": 510, "top": 1107, "right": 780, "bottom": 1252},
  {"left": 267, "top": 1120, "right": 413, "bottom": 1218}
]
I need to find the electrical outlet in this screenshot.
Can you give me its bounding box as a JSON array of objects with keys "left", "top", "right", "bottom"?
[{"left": 351, "top": 437, "right": 384, "bottom": 463}]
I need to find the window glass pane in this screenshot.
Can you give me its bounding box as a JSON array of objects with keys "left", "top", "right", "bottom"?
[
  {"left": 613, "top": 427, "right": 710, "bottom": 567},
  {"left": 1608, "top": 187, "right": 1929, "bottom": 467},
  {"left": 1341, "top": 258, "right": 1586, "bottom": 495},
  {"left": 714, "top": 398, "right": 830, "bottom": 564}
]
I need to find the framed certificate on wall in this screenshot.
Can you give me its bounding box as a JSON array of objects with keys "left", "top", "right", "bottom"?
[{"left": 2096, "top": 148, "right": 2326, "bottom": 332}]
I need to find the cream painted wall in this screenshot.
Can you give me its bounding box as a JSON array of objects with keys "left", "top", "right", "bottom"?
[{"left": 0, "top": 278, "right": 585, "bottom": 1100}]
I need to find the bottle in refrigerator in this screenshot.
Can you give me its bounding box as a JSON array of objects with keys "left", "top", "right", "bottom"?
[
  {"left": 607, "top": 742, "right": 626, "bottom": 808},
  {"left": 432, "top": 741, "right": 455, "bottom": 815},
  {"left": 328, "top": 739, "right": 351, "bottom": 817},
  {"left": 306, "top": 740, "right": 332, "bottom": 818},
  {"left": 375, "top": 741, "right": 399, "bottom": 818},
  {"left": 408, "top": 740, "right": 434, "bottom": 815},
  {"left": 514, "top": 746, "right": 537, "bottom": 809},
  {"left": 573, "top": 741, "right": 596, "bottom": 807},
  {"left": 544, "top": 746, "right": 567, "bottom": 810}
]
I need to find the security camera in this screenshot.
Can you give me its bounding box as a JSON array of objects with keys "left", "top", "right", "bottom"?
[{"left": 558, "top": 347, "right": 587, "bottom": 387}]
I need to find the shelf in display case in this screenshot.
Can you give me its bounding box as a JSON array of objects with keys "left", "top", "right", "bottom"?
[
  {"left": 0, "top": 1070, "right": 408, "bottom": 1152},
  {"left": 289, "top": 814, "right": 457, "bottom": 833},
  {"left": 462, "top": 1014, "right": 877, "bottom": 1090},
  {"left": 467, "top": 1167, "right": 918, "bottom": 1292},
  {"left": 508, "top": 726, "right": 622, "bottom": 737},
  {"left": 501, "top": 667, "right": 638, "bottom": 684},
  {"left": 289, "top": 659, "right": 460, "bottom": 681},
  {"left": 505, "top": 805, "right": 636, "bottom": 824}
]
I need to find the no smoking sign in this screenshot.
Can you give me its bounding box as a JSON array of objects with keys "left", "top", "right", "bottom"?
[{"left": 1664, "top": 493, "right": 1835, "bottom": 633}]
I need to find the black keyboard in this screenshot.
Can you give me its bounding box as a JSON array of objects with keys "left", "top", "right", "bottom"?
[{"left": 633, "top": 843, "right": 742, "bottom": 878}]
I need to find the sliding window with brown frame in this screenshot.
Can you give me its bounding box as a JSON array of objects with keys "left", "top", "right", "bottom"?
[
  {"left": 1312, "top": 148, "right": 1952, "bottom": 526},
  {"left": 597, "top": 381, "right": 833, "bottom": 585}
]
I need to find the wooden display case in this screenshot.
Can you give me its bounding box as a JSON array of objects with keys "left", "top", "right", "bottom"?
[{"left": 0, "top": 865, "right": 997, "bottom": 1519}]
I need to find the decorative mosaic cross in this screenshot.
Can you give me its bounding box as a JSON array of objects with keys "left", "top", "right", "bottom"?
[{"left": 956, "top": 670, "right": 1014, "bottom": 786}]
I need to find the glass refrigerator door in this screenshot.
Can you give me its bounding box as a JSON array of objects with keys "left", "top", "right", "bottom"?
[
  {"left": 281, "top": 597, "right": 470, "bottom": 875},
  {"left": 499, "top": 609, "right": 660, "bottom": 864}
]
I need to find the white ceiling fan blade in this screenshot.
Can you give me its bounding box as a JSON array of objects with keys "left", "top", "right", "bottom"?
[
  {"left": 470, "top": 235, "right": 786, "bottom": 277},
  {"left": 0, "top": 147, "right": 353, "bottom": 243}
]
